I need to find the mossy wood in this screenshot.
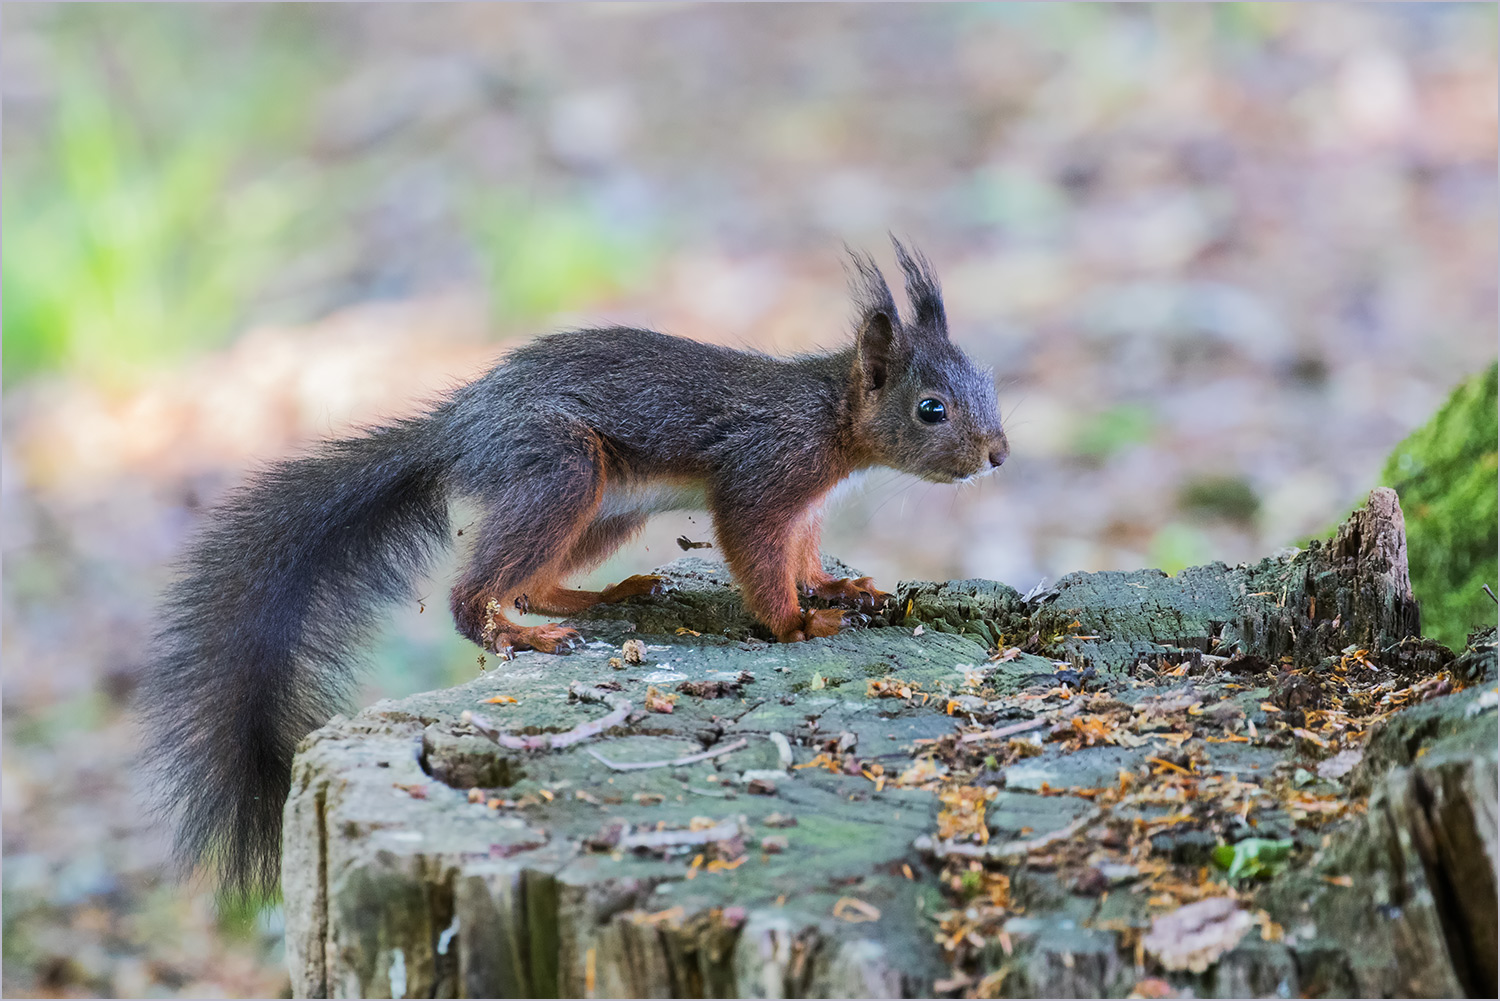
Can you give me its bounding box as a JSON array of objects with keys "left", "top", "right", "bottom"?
[
  {"left": 282, "top": 489, "right": 1497, "bottom": 998},
  {"left": 1379, "top": 360, "right": 1499, "bottom": 650}
]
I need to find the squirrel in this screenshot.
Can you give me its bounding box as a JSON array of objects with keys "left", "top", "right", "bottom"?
[{"left": 138, "top": 240, "right": 1009, "bottom": 896}]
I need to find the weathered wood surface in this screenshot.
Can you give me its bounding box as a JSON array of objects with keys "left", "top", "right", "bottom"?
[{"left": 282, "top": 488, "right": 1497, "bottom": 998}]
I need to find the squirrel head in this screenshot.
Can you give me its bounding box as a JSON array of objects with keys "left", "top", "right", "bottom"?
[{"left": 846, "top": 241, "right": 1009, "bottom": 484}]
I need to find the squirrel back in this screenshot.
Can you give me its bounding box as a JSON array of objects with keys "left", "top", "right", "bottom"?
[{"left": 139, "top": 241, "right": 1007, "bottom": 896}]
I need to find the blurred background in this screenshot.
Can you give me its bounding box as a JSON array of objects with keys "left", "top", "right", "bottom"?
[{"left": 2, "top": 3, "right": 1495, "bottom": 996}]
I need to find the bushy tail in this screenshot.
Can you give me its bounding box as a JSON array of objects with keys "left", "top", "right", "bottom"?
[{"left": 138, "top": 417, "right": 453, "bottom": 896}]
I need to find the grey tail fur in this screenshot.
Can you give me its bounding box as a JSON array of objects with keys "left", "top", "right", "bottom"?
[{"left": 137, "top": 416, "right": 452, "bottom": 897}]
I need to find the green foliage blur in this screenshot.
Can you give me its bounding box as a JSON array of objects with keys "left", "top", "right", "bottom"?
[
  {"left": 1380, "top": 362, "right": 1500, "bottom": 651},
  {"left": 2, "top": 5, "right": 650, "bottom": 388},
  {"left": 465, "top": 192, "right": 654, "bottom": 325},
  {"left": 4, "top": 6, "right": 324, "bottom": 384},
  {"left": 1072, "top": 403, "right": 1157, "bottom": 462}
]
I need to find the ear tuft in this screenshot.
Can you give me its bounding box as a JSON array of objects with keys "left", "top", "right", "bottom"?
[
  {"left": 844, "top": 245, "right": 899, "bottom": 322},
  {"left": 891, "top": 238, "right": 947, "bottom": 336}
]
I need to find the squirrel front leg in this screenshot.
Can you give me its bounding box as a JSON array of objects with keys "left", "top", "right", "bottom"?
[
  {"left": 794, "top": 513, "right": 892, "bottom": 613},
  {"left": 714, "top": 502, "right": 844, "bottom": 643}
]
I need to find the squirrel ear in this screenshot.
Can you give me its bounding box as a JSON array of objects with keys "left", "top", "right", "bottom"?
[
  {"left": 857, "top": 310, "right": 896, "bottom": 392},
  {"left": 845, "top": 246, "right": 901, "bottom": 391}
]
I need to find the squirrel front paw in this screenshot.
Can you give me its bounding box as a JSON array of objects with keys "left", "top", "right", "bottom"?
[
  {"left": 777, "top": 607, "right": 846, "bottom": 643},
  {"left": 806, "top": 576, "right": 892, "bottom": 613}
]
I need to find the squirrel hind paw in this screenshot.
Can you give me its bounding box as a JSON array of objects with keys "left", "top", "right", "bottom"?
[{"left": 492, "top": 623, "right": 584, "bottom": 655}]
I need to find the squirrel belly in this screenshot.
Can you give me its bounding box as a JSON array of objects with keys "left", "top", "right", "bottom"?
[
  {"left": 596, "top": 477, "right": 708, "bottom": 521},
  {"left": 140, "top": 239, "right": 1008, "bottom": 896}
]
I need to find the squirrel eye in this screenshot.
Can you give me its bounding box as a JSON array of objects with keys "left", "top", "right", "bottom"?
[{"left": 916, "top": 398, "right": 947, "bottom": 424}]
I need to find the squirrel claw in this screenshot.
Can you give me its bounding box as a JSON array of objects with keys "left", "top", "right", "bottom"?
[
  {"left": 600, "top": 574, "right": 668, "bottom": 603},
  {"left": 809, "top": 576, "right": 892, "bottom": 613}
]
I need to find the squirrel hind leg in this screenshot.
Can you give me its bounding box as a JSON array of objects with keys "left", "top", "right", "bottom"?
[
  {"left": 524, "top": 512, "right": 655, "bottom": 615},
  {"left": 449, "top": 425, "right": 610, "bottom": 650},
  {"left": 526, "top": 573, "right": 664, "bottom": 616},
  {"left": 524, "top": 587, "right": 605, "bottom": 616}
]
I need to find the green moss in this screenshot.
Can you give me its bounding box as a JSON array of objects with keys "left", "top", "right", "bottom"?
[{"left": 1381, "top": 362, "right": 1499, "bottom": 650}]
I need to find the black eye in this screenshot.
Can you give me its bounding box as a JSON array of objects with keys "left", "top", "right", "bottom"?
[{"left": 916, "top": 398, "right": 947, "bottom": 424}]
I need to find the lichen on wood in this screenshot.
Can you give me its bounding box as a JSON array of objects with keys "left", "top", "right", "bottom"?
[{"left": 281, "top": 490, "right": 1496, "bottom": 998}]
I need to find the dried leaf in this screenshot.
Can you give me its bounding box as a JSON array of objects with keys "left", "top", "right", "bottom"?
[
  {"left": 1316, "top": 748, "right": 1363, "bottom": 779},
  {"left": 1292, "top": 727, "right": 1330, "bottom": 748},
  {"left": 644, "top": 685, "right": 679, "bottom": 713},
  {"left": 832, "top": 896, "right": 882, "bottom": 922},
  {"left": 1142, "top": 897, "right": 1252, "bottom": 973},
  {"left": 937, "top": 785, "right": 990, "bottom": 843}
]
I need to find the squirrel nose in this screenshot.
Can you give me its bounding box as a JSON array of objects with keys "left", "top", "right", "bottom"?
[{"left": 988, "top": 436, "right": 1009, "bottom": 469}]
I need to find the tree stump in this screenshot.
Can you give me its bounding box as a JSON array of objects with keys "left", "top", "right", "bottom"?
[{"left": 282, "top": 488, "right": 1497, "bottom": 998}]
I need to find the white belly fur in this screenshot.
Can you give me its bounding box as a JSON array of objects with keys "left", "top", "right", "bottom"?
[
  {"left": 596, "top": 470, "right": 866, "bottom": 523},
  {"left": 596, "top": 479, "right": 709, "bottom": 521},
  {"left": 823, "top": 469, "right": 869, "bottom": 508}
]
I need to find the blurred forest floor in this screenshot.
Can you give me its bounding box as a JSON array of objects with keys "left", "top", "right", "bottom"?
[{"left": 2, "top": 5, "right": 1495, "bottom": 997}]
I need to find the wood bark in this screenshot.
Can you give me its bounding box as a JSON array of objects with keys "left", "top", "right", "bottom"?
[{"left": 281, "top": 489, "right": 1496, "bottom": 998}]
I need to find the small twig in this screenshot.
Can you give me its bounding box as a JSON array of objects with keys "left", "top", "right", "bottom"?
[
  {"left": 618, "top": 819, "right": 740, "bottom": 850},
  {"left": 768, "top": 731, "right": 794, "bottom": 769},
  {"left": 587, "top": 737, "right": 749, "bottom": 772},
  {"left": 463, "top": 682, "right": 632, "bottom": 751},
  {"left": 550, "top": 698, "right": 632, "bottom": 749},
  {"left": 915, "top": 807, "right": 1103, "bottom": 861},
  {"left": 568, "top": 681, "right": 622, "bottom": 705},
  {"left": 1484, "top": 584, "right": 1498, "bottom": 606},
  {"left": 1020, "top": 577, "right": 1053, "bottom": 603},
  {"left": 683, "top": 785, "right": 734, "bottom": 798},
  {"left": 958, "top": 717, "right": 1047, "bottom": 743}
]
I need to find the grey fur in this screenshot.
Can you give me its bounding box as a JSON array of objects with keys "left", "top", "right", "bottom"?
[{"left": 137, "top": 242, "right": 1008, "bottom": 896}]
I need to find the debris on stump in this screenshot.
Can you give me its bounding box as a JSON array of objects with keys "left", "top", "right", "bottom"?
[{"left": 281, "top": 491, "right": 1497, "bottom": 998}]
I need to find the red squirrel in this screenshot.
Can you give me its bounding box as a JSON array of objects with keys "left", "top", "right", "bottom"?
[{"left": 138, "top": 240, "right": 1009, "bottom": 894}]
